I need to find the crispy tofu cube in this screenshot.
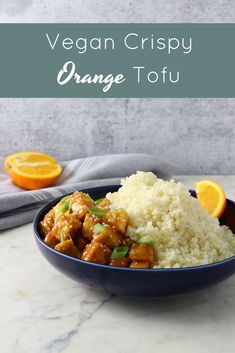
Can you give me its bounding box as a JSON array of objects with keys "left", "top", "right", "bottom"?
[
  {"left": 82, "top": 213, "right": 99, "bottom": 240},
  {"left": 40, "top": 208, "right": 55, "bottom": 236},
  {"left": 92, "top": 225, "right": 122, "bottom": 249},
  {"left": 74, "top": 235, "right": 90, "bottom": 251},
  {"left": 44, "top": 231, "right": 60, "bottom": 248},
  {"left": 69, "top": 191, "right": 94, "bottom": 219},
  {"left": 81, "top": 242, "right": 111, "bottom": 265},
  {"left": 129, "top": 244, "right": 154, "bottom": 263},
  {"left": 48, "top": 214, "right": 82, "bottom": 242},
  {"left": 55, "top": 239, "right": 80, "bottom": 258},
  {"left": 96, "top": 198, "right": 111, "bottom": 209},
  {"left": 104, "top": 209, "right": 129, "bottom": 234},
  {"left": 129, "top": 261, "right": 151, "bottom": 269},
  {"left": 109, "top": 257, "right": 130, "bottom": 267}
]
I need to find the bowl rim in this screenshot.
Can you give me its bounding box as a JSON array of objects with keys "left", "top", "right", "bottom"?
[{"left": 33, "top": 184, "right": 235, "bottom": 273}]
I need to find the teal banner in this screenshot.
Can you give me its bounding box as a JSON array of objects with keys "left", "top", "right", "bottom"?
[{"left": 0, "top": 24, "right": 234, "bottom": 97}]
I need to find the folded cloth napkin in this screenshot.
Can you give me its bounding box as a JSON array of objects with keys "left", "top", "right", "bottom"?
[{"left": 0, "top": 153, "right": 174, "bottom": 230}]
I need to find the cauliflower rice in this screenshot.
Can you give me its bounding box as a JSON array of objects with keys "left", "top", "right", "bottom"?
[{"left": 107, "top": 172, "right": 235, "bottom": 268}]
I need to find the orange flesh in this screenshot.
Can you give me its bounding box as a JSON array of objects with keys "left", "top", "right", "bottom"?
[
  {"left": 195, "top": 180, "right": 226, "bottom": 218},
  {"left": 4, "top": 151, "right": 62, "bottom": 190}
]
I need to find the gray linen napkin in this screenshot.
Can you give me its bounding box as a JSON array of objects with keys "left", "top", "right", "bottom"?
[{"left": 0, "top": 153, "right": 174, "bottom": 230}]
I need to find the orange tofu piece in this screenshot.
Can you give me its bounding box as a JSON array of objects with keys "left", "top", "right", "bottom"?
[
  {"left": 69, "top": 191, "right": 94, "bottom": 220},
  {"left": 81, "top": 242, "right": 111, "bottom": 265},
  {"left": 129, "top": 243, "right": 154, "bottom": 263},
  {"left": 74, "top": 235, "right": 90, "bottom": 251},
  {"left": 92, "top": 225, "right": 122, "bottom": 249},
  {"left": 48, "top": 214, "right": 82, "bottom": 242},
  {"left": 44, "top": 231, "right": 60, "bottom": 248},
  {"left": 104, "top": 209, "right": 129, "bottom": 234},
  {"left": 96, "top": 198, "right": 111, "bottom": 209},
  {"left": 129, "top": 261, "right": 151, "bottom": 269},
  {"left": 40, "top": 208, "right": 55, "bottom": 236},
  {"left": 82, "top": 213, "right": 100, "bottom": 240},
  {"left": 55, "top": 239, "right": 80, "bottom": 258},
  {"left": 109, "top": 257, "right": 130, "bottom": 267}
]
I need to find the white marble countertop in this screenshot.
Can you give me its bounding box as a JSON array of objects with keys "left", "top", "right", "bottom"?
[{"left": 1, "top": 175, "right": 235, "bottom": 353}]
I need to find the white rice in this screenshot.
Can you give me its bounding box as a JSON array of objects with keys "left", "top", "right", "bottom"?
[{"left": 106, "top": 172, "right": 235, "bottom": 268}]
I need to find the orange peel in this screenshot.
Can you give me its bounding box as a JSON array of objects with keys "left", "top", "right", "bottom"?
[{"left": 4, "top": 151, "right": 62, "bottom": 190}]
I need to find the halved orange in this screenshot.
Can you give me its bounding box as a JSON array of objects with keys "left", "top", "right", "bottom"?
[
  {"left": 195, "top": 180, "right": 226, "bottom": 218},
  {"left": 4, "top": 151, "right": 62, "bottom": 190}
]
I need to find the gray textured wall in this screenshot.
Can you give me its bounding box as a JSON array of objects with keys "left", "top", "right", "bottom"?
[{"left": 0, "top": 1, "right": 235, "bottom": 174}]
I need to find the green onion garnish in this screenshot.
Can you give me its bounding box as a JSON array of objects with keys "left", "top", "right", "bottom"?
[
  {"left": 55, "top": 200, "right": 73, "bottom": 223},
  {"left": 93, "top": 224, "right": 105, "bottom": 233},
  {"left": 60, "top": 231, "right": 65, "bottom": 242},
  {"left": 89, "top": 207, "right": 105, "bottom": 218},
  {"left": 136, "top": 236, "right": 156, "bottom": 245},
  {"left": 62, "top": 195, "right": 70, "bottom": 201},
  {"left": 85, "top": 193, "right": 93, "bottom": 201},
  {"left": 111, "top": 246, "right": 129, "bottom": 259},
  {"left": 54, "top": 214, "right": 60, "bottom": 224},
  {"left": 57, "top": 200, "right": 72, "bottom": 214},
  {"left": 56, "top": 195, "right": 71, "bottom": 207},
  {"left": 94, "top": 198, "right": 105, "bottom": 205}
]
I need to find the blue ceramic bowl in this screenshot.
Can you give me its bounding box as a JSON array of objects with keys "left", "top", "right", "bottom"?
[{"left": 33, "top": 185, "right": 235, "bottom": 296}]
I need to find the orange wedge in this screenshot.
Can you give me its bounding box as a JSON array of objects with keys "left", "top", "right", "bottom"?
[
  {"left": 195, "top": 180, "right": 226, "bottom": 218},
  {"left": 4, "top": 151, "right": 62, "bottom": 190}
]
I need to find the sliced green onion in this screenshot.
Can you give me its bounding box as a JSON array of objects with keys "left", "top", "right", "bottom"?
[
  {"left": 93, "top": 224, "right": 105, "bottom": 233},
  {"left": 60, "top": 231, "right": 65, "bottom": 242},
  {"left": 111, "top": 246, "right": 129, "bottom": 259},
  {"left": 89, "top": 207, "right": 105, "bottom": 218},
  {"left": 68, "top": 201, "right": 72, "bottom": 213},
  {"left": 136, "top": 236, "right": 156, "bottom": 246},
  {"left": 54, "top": 214, "right": 60, "bottom": 224},
  {"left": 55, "top": 200, "right": 72, "bottom": 224},
  {"left": 85, "top": 193, "right": 93, "bottom": 201},
  {"left": 94, "top": 198, "right": 105, "bottom": 205},
  {"left": 59, "top": 195, "right": 70, "bottom": 204},
  {"left": 57, "top": 200, "right": 72, "bottom": 214}
]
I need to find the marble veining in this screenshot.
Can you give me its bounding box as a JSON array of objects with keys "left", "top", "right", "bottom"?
[{"left": 1, "top": 175, "right": 235, "bottom": 353}]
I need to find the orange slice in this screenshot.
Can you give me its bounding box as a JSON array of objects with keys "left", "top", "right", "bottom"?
[
  {"left": 4, "top": 151, "right": 62, "bottom": 190},
  {"left": 195, "top": 180, "right": 226, "bottom": 218}
]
